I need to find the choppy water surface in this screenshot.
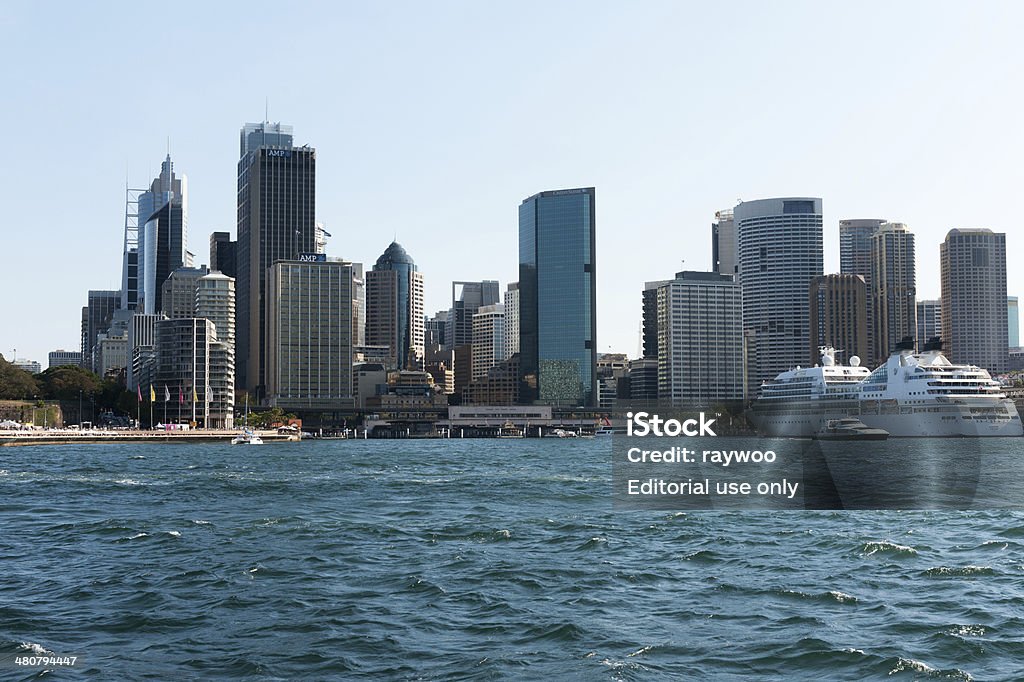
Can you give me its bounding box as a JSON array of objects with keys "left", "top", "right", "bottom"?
[{"left": 2, "top": 439, "right": 1024, "bottom": 680}]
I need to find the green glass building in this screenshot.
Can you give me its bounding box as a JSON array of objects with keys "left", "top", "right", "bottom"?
[{"left": 518, "top": 187, "right": 597, "bottom": 407}]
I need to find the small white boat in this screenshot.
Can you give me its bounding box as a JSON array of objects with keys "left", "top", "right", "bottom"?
[
  {"left": 231, "top": 429, "right": 263, "bottom": 445},
  {"left": 232, "top": 396, "right": 263, "bottom": 444}
]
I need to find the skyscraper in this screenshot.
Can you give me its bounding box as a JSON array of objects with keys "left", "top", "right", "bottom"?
[
  {"left": 941, "top": 229, "right": 1008, "bottom": 372},
  {"left": 839, "top": 218, "right": 885, "bottom": 277},
  {"left": 519, "top": 187, "right": 597, "bottom": 406},
  {"left": 161, "top": 266, "right": 209, "bottom": 319},
  {"left": 365, "top": 242, "right": 424, "bottom": 371},
  {"left": 870, "top": 222, "right": 916, "bottom": 363},
  {"left": 196, "top": 271, "right": 236, "bottom": 350},
  {"left": 809, "top": 274, "right": 868, "bottom": 365},
  {"left": 236, "top": 122, "right": 316, "bottom": 398},
  {"left": 82, "top": 290, "right": 121, "bottom": 371},
  {"left": 916, "top": 299, "right": 942, "bottom": 349},
  {"left": 138, "top": 155, "right": 188, "bottom": 314},
  {"left": 735, "top": 197, "right": 823, "bottom": 383},
  {"left": 153, "top": 318, "right": 218, "bottom": 426},
  {"left": 209, "top": 232, "right": 237, "bottom": 280},
  {"left": 266, "top": 259, "right": 354, "bottom": 409},
  {"left": 448, "top": 281, "right": 500, "bottom": 350},
  {"left": 840, "top": 218, "right": 885, "bottom": 359},
  {"left": 1009, "top": 296, "right": 1020, "bottom": 349},
  {"left": 471, "top": 304, "right": 505, "bottom": 382},
  {"left": 711, "top": 209, "right": 737, "bottom": 277},
  {"left": 654, "top": 271, "right": 744, "bottom": 406},
  {"left": 503, "top": 282, "right": 520, "bottom": 361}
]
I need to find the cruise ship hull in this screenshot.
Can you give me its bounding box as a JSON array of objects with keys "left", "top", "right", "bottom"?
[{"left": 750, "top": 400, "right": 1023, "bottom": 438}]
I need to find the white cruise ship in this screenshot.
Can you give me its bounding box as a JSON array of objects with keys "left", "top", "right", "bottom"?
[
  {"left": 748, "top": 347, "right": 871, "bottom": 437},
  {"left": 750, "top": 340, "right": 1023, "bottom": 438},
  {"left": 856, "top": 340, "right": 1022, "bottom": 437}
]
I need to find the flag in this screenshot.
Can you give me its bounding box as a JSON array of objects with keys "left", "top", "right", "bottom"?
[
  {"left": 179, "top": 387, "right": 184, "bottom": 404},
  {"left": 192, "top": 387, "right": 198, "bottom": 403},
  {"left": 137, "top": 385, "right": 142, "bottom": 402},
  {"left": 150, "top": 385, "right": 156, "bottom": 402},
  {"left": 164, "top": 385, "right": 171, "bottom": 402}
]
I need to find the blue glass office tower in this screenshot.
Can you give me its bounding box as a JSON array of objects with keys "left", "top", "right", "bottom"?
[{"left": 518, "top": 188, "right": 597, "bottom": 407}]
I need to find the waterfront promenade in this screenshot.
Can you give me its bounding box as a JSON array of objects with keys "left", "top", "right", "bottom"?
[{"left": 0, "top": 429, "right": 295, "bottom": 447}]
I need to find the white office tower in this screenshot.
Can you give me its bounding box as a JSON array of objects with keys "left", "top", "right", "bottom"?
[{"left": 735, "top": 197, "right": 823, "bottom": 384}]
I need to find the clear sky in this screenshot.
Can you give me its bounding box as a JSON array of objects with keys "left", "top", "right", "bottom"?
[{"left": 1, "top": 1, "right": 1021, "bottom": 366}]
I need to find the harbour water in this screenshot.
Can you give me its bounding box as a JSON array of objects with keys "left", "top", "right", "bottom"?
[{"left": 2, "top": 439, "right": 1023, "bottom": 679}]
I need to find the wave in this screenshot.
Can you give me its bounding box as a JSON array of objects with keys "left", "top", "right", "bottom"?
[
  {"left": 922, "top": 565, "right": 995, "bottom": 577},
  {"left": 116, "top": 532, "right": 149, "bottom": 542},
  {"left": 776, "top": 588, "right": 860, "bottom": 604},
  {"left": 886, "top": 657, "right": 974, "bottom": 680},
  {"left": 860, "top": 540, "right": 918, "bottom": 556}
]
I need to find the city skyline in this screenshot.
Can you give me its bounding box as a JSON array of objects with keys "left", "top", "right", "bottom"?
[{"left": 3, "top": 2, "right": 1024, "bottom": 366}]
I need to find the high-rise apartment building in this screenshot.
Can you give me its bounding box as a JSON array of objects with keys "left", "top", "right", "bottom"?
[
  {"left": 161, "top": 266, "right": 209, "bottom": 318},
  {"left": 654, "top": 271, "right": 744, "bottom": 406},
  {"left": 365, "top": 242, "right": 424, "bottom": 371},
  {"left": 236, "top": 121, "right": 316, "bottom": 398},
  {"left": 711, "top": 209, "right": 737, "bottom": 277},
  {"left": 518, "top": 187, "right": 597, "bottom": 407},
  {"left": 127, "top": 313, "right": 164, "bottom": 391},
  {"left": 196, "top": 272, "right": 236, "bottom": 349},
  {"left": 196, "top": 272, "right": 236, "bottom": 422},
  {"left": 735, "top": 197, "right": 823, "bottom": 383},
  {"left": 153, "top": 318, "right": 215, "bottom": 426},
  {"left": 870, "top": 222, "right": 916, "bottom": 363},
  {"left": 941, "top": 229, "right": 1008, "bottom": 372},
  {"left": 809, "top": 274, "right": 868, "bottom": 365},
  {"left": 266, "top": 259, "right": 354, "bottom": 409}
]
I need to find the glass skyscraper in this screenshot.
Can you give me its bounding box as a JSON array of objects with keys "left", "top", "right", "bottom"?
[
  {"left": 518, "top": 187, "right": 597, "bottom": 407},
  {"left": 137, "top": 154, "right": 188, "bottom": 315},
  {"left": 365, "top": 242, "right": 425, "bottom": 371},
  {"left": 236, "top": 122, "right": 316, "bottom": 398}
]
